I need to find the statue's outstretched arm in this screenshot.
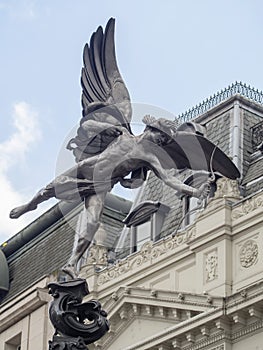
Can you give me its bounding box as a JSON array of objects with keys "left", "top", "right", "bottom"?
[{"left": 149, "top": 155, "right": 209, "bottom": 198}]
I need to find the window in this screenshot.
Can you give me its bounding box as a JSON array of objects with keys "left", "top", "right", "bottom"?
[
  {"left": 181, "top": 172, "right": 217, "bottom": 228},
  {"left": 123, "top": 201, "right": 170, "bottom": 254},
  {"left": 183, "top": 195, "right": 199, "bottom": 226},
  {"left": 136, "top": 220, "right": 152, "bottom": 251}
]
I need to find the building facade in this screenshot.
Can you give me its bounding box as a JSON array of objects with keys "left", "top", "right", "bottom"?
[{"left": 1, "top": 82, "right": 263, "bottom": 350}]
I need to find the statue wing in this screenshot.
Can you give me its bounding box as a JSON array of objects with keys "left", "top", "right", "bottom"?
[
  {"left": 160, "top": 132, "right": 240, "bottom": 179},
  {"left": 68, "top": 18, "right": 133, "bottom": 162},
  {"left": 81, "top": 18, "right": 132, "bottom": 126}
]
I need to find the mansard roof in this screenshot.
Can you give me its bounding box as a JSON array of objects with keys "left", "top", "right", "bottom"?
[
  {"left": 116, "top": 82, "right": 263, "bottom": 257},
  {"left": 1, "top": 193, "right": 131, "bottom": 303},
  {"left": 178, "top": 81, "right": 263, "bottom": 123}
]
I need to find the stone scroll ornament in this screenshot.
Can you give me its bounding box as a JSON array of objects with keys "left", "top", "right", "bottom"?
[
  {"left": 48, "top": 279, "right": 109, "bottom": 350},
  {"left": 9, "top": 18, "right": 240, "bottom": 282}
]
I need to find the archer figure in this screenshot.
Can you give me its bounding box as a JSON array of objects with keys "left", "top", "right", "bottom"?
[{"left": 10, "top": 19, "right": 239, "bottom": 278}]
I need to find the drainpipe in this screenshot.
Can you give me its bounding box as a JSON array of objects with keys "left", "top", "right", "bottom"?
[{"left": 232, "top": 100, "right": 242, "bottom": 175}]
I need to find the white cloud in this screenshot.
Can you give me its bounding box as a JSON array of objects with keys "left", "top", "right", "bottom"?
[{"left": 0, "top": 102, "right": 42, "bottom": 243}]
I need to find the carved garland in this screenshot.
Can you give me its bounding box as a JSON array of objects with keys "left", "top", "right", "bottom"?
[
  {"left": 232, "top": 194, "right": 263, "bottom": 219},
  {"left": 97, "top": 227, "right": 196, "bottom": 285}
]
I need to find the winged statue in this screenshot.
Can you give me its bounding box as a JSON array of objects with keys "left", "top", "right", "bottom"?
[{"left": 10, "top": 18, "right": 240, "bottom": 279}]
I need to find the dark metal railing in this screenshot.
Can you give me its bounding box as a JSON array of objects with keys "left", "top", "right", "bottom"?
[{"left": 178, "top": 81, "right": 263, "bottom": 123}]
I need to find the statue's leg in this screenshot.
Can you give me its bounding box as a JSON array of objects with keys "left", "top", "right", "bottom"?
[
  {"left": 62, "top": 192, "right": 106, "bottom": 279},
  {"left": 9, "top": 188, "right": 53, "bottom": 219}
]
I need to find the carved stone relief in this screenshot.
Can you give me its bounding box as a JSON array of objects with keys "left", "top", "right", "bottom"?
[
  {"left": 232, "top": 194, "right": 263, "bottom": 220},
  {"left": 97, "top": 226, "right": 196, "bottom": 285},
  {"left": 205, "top": 250, "right": 218, "bottom": 283},
  {"left": 214, "top": 177, "right": 240, "bottom": 199},
  {"left": 239, "top": 239, "right": 258, "bottom": 268},
  {"left": 86, "top": 244, "right": 108, "bottom": 266}
]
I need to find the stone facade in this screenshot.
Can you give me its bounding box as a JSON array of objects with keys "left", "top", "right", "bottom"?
[{"left": 1, "top": 87, "right": 263, "bottom": 350}]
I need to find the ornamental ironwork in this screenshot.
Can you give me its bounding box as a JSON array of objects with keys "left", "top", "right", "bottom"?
[{"left": 178, "top": 81, "right": 263, "bottom": 123}]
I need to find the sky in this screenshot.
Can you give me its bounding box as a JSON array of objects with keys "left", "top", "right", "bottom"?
[{"left": 0, "top": 0, "right": 263, "bottom": 243}]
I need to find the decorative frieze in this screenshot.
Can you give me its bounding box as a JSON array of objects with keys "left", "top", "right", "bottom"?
[
  {"left": 97, "top": 227, "right": 196, "bottom": 286},
  {"left": 239, "top": 239, "right": 258, "bottom": 268},
  {"left": 232, "top": 194, "right": 263, "bottom": 219}
]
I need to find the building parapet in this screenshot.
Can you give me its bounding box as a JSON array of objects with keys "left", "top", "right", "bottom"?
[{"left": 82, "top": 225, "right": 196, "bottom": 291}]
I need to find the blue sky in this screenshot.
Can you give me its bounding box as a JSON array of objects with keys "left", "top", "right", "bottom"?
[{"left": 0, "top": 0, "right": 262, "bottom": 242}]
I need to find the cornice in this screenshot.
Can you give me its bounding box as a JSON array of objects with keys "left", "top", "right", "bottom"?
[
  {"left": 96, "top": 282, "right": 263, "bottom": 349},
  {"left": 0, "top": 286, "right": 50, "bottom": 333},
  {"left": 182, "top": 333, "right": 230, "bottom": 350},
  {"left": 225, "top": 280, "right": 263, "bottom": 310},
  {"left": 111, "top": 308, "right": 224, "bottom": 350},
  {"left": 96, "top": 305, "right": 223, "bottom": 350},
  {"left": 231, "top": 319, "right": 263, "bottom": 342},
  {"left": 103, "top": 286, "right": 222, "bottom": 316}
]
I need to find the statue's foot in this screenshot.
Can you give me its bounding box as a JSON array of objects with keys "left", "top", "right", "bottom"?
[
  {"left": 9, "top": 203, "right": 37, "bottom": 219},
  {"left": 62, "top": 264, "right": 79, "bottom": 279}
]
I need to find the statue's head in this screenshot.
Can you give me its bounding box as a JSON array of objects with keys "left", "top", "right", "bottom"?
[{"left": 142, "top": 115, "right": 178, "bottom": 145}]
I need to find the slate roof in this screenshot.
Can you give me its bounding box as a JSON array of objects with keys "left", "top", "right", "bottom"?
[
  {"left": 242, "top": 157, "right": 263, "bottom": 185},
  {"left": 2, "top": 194, "right": 131, "bottom": 303},
  {"left": 116, "top": 91, "right": 263, "bottom": 257}
]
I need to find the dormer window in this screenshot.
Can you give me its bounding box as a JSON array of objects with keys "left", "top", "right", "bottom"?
[{"left": 123, "top": 201, "right": 170, "bottom": 254}]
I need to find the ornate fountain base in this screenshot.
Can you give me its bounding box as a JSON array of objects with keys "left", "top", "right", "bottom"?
[
  {"left": 48, "top": 278, "right": 109, "bottom": 349},
  {"left": 49, "top": 335, "right": 87, "bottom": 350}
]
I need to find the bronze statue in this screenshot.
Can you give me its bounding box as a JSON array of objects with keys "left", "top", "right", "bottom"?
[{"left": 10, "top": 18, "right": 240, "bottom": 279}]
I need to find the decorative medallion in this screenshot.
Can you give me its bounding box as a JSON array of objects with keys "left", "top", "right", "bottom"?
[{"left": 239, "top": 239, "right": 258, "bottom": 268}]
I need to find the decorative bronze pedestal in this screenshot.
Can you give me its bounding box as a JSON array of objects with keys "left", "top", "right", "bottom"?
[{"left": 48, "top": 279, "right": 109, "bottom": 350}]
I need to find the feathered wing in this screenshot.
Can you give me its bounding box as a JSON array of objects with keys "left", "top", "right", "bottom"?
[
  {"left": 161, "top": 131, "right": 240, "bottom": 180},
  {"left": 81, "top": 18, "right": 132, "bottom": 124},
  {"left": 68, "top": 18, "right": 133, "bottom": 161}
]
